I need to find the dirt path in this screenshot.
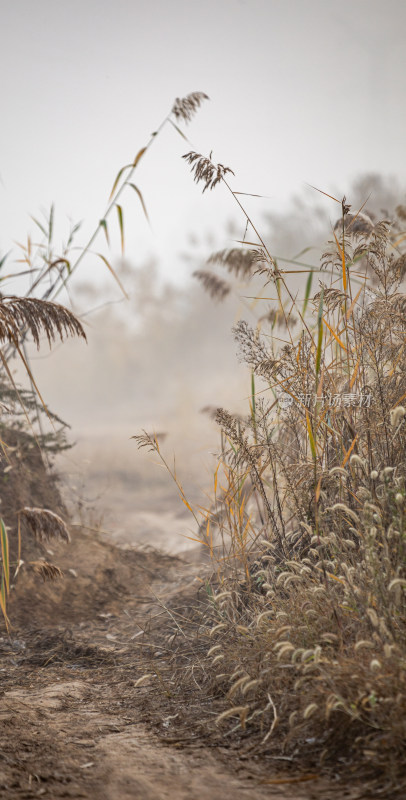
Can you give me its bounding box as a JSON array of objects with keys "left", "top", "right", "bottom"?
[
  {"left": 0, "top": 530, "right": 366, "bottom": 799},
  {"left": 0, "top": 680, "right": 301, "bottom": 800}
]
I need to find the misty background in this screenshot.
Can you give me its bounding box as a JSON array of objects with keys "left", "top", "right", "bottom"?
[{"left": 1, "top": 1, "right": 406, "bottom": 552}]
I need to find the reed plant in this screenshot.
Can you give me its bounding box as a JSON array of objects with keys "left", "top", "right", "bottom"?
[
  {"left": 0, "top": 92, "right": 210, "bottom": 627},
  {"left": 2, "top": 90, "right": 405, "bottom": 788},
  {"left": 135, "top": 130, "right": 406, "bottom": 792}
]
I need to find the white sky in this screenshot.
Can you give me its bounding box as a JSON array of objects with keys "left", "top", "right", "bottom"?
[{"left": 1, "top": 0, "right": 405, "bottom": 288}]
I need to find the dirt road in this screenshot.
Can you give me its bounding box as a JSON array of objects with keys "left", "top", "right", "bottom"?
[{"left": 0, "top": 528, "right": 369, "bottom": 799}]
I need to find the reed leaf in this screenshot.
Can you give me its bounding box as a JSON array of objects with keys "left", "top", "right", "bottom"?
[
  {"left": 116, "top": 204, "right": 125, "bottom": 255},
  {"left": 0, "top": 518, "right": 9, "bottom": 595}
]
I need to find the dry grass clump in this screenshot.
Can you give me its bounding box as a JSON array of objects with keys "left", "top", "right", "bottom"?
[
  {"left": 19, "top": 507, "right": 71, "bottom": 544},
  {"left": 13, "top": 508, "right": 70, "bottom": 593},
  {"left": 1, "top": 90, "right": 213, "bottom": 628},
  {"left": 194, "top": 209, "right": 406, "bottom": 791},
  {"left": 138, "top": 198, "right": 406, "bottom": 793},
  {"left": 30, "top": 560, "right": 64, "bottom": 582},
  {"left": 200, "top": 470, "right": 406, "bottom": 772}
]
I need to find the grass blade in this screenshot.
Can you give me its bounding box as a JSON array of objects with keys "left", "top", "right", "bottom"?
[
  {"left": 302, "top": 270, "right": 313, "bottom": 315},
  {"left": 349, "top": 356, "right": 361, "bottom": 389},
  {"left": 48, "top": 203, "right": 54, "bottom": 245},
  {"left": 30, "top": 215, "right": 47, "bottom": 237},
  {"left": 116, "top": 204, "right": 125, "bottom": 255},
  {"left": 250, "top": 371, "right": 257, "bottom": 442},
  {"left": 0, "top": 574, "right": 9, "bottom": 630},
  {"left": 127, "top": 183, "right": 150, "bottom": 225},
  {"left": 345, "top": 286, "right": 363, "bottom": 321},
  {"left": 315, "top": 322, "right": 323, "bottom": 377},
  {"left": 132, "top": 147, "right": 147, "bottom": 168},
  {"left": 333, "top": 229, "right": 346, "bottom": 291},
  {"left": 0, "top": 251, "right": 10, "bottom": 271},
  {"left": 0, "top": 518, "right": 9, "bottom": 595},
  {"left": 342, "top": 434, "right": 358, "bottom": 467},
  {"left": 99, "top": 219, "right": 110, "bottom": 247},
  {"left": 322, "top": 317, "right": 347, "bottom": 351},
  {"left": 96, "top": 253, "right": 129, "bottom": 299},
  {"left": 109, "top": 164, "right": 132, "bottom": 202},
  {"left": 315, "top": 285, "right": 324, "bottom": 377},
  {"left": 306, "top": 410, "right": 317, "bottom": 461}
]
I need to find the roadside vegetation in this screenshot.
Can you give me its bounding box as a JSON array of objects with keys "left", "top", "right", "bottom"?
[
  {"left": 1, "top": 92, "right": 405, "bottom": 795},
  {"left": 0, "top": 93, "right": 208, "bottom": 626},
  {"left": 135, "top": 100, "right": 406, "bottom": 795}
]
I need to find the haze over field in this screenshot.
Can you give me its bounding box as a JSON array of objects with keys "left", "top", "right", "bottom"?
[
  {"left": 2, "top": 0, "right": 406, "bottom": 550},
  {"left": 21, "top": 173, "right": 403, "bottom": 552},
  {"left": 2, "top": 7, "right": 406, "bottom": 792},
  {"left": 1, "top": 0, "right": 405, "bottom": 277}
]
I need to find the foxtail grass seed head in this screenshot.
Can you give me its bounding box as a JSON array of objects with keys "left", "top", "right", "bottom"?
[{"left": 390, "top": 406, "right": 406, "bottom": 428}]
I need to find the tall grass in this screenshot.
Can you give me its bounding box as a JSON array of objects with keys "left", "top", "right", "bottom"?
[
  {"left": 0, "top": 92, "right": 210, "bottom": 627},
  {"left": 135, "top": 143, "right": 406, "bottom": 791},
  {"left": 2, "top": 90, "right": 405, "bottom": 789}
]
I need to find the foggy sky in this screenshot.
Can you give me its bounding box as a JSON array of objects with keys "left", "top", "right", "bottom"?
[{"left": 1, "top": 0, "right": 405, "bottom": 288}]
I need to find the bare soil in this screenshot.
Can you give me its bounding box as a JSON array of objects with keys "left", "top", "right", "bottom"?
[{"left": 0, "top": 523, "right": 382, "bottom": 800}]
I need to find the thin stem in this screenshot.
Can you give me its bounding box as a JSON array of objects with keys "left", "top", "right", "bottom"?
[
  {"left": 51, "top": 113, "right": 171, "bottom": 302},
  {"left": 221, "top": 176, "right": 315, "bottom": 344}
]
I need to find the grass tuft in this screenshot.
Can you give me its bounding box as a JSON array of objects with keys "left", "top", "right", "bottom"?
[{"left": 136, "top": 147, "right": 406, "bottom": 792}]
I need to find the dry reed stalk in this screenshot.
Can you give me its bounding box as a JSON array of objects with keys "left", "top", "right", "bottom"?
[{"left": 137, "top": 149, "right": 406, "bottom": 792}]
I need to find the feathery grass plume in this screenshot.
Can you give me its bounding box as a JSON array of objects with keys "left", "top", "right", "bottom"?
[
  {"left": 258, "top": 307, "right": 296, "bottom": 330},
  {"left": 334, "top": 211, "right": 375, "bottom": 237},
  {"left": 392, "top": 253, "right": 406, "bottom": 281},
  {"left": 200, "top": 405, "right": 246, "bottom": 422},
  {"left": 200, "top": 405, "right": 222, "bottom": 420},
  {"left": 313, "top": 283, "right": 347, "bottom": 313},
  {"left": 232, "top": 320, "right": 279, "bottom": 378},
  {"left": 215, "top": 407, "right": 286, "bottom": 554},
  {"left": 192, "top": 270, "right": 231, "bottom": 301},
  {"left": 171, "top": 92, "right": 209, "bottom": 123},
  {"left": 395, "top": 203, "right": 406, "bottom": 220},
  {"left": 252, "top": 249, "right": 280, "bottom": 284},
  {"left": 183, "top": 151, "right": 235, "bottom": 193},
  {"left": 30, "top": 560, "right": 63, "bottom": 582},
  {"left": 19, "top": 507, "right": 70, "bottom": 543},
  {"left": 131, "top": 431, "right": 167, "bottom": 451},
  {"left": 207, "top": 248, "right": 258, "bottom": 279},
  {"left": 0, "top": 297, "right": 86, "bottom": 348}
]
